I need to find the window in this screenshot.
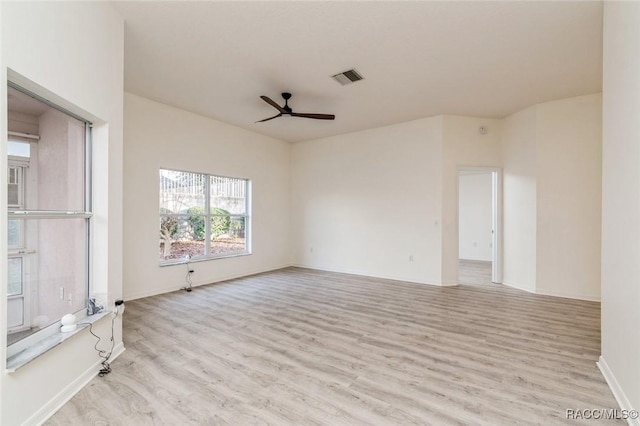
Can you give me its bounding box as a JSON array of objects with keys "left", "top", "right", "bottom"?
[
  {"left": 6, "top": 84, "right": 91, "bottom": 351},
  {"left": 159, "top": 169, "right": 250, "bottom": 263}
]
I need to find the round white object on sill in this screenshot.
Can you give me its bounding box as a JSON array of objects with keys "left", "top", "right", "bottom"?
[{"left": 60, "top": 313, "right": 78, "bottom": 332}]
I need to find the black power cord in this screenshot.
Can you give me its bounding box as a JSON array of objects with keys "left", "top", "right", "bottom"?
[
  {"left": 78, "top": 301, "right": 123, "bottom": 377},
  {"left": 184, "top": 269, "right": 194, "bottom": 292},
  {"left": 184, "top": 260, "right": 194, "bottom": 292}
]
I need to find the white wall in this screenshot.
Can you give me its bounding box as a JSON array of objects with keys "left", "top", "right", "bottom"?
[
  {"left": 458, "top": 173, "right": 492, "bottom": 261},
  {"left": 291, "top": 117, "right": 445, "bottom": 285},
  {"left": 536, "top": 94, "right": 602, "bottom": 300},
  {"left": 501, "top": 106, "right": 538, "bottom": 292},
  {"left": 123, "top": 93, "right": 292, "bottom": 300},
  {"left": 292, "top": 104, "right": 599, "bottom": 297},
  {"left": 0, "top": 2, "right": 124, "bottom": 424},
  {"left": 500, "top": 95, "right": 602, "bottom": 300},
  {"left": 600, "top": 1, "right": 640, "bottom": 416}
]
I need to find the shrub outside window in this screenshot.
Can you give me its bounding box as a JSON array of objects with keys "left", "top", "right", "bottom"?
[{"left": 159, "top": 169, "right": 250, "bottom": 263}]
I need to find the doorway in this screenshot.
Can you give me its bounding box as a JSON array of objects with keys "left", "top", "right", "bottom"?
[{"left": 457, "top": 168, "right": 501, "bottom": 285}]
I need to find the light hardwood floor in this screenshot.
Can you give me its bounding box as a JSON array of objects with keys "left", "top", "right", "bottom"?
[
  {"left": 458, "top": 259, "right": 493, "bottom": 286},
  {"left": 47, "top": 267, "right": 620, "bottom": 425}
]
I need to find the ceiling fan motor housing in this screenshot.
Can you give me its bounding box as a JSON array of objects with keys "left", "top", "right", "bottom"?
[{"left": 282, "top": 93, "right": 292, "bottom": 113}]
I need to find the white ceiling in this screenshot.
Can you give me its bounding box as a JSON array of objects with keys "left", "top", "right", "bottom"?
[{"left": 112, "top": 1, "right": 603, "bottom": 143}]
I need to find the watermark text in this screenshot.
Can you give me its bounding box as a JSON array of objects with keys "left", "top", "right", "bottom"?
[{"left": 566, "top": 408, "right": 639, "bottom": 420}]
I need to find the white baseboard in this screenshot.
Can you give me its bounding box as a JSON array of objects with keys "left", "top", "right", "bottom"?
[
  {"left": 597, "top": 355, "right": 639, "bottom": 426},
  {"left": 502, "top": 280, "right": 536, "bottom": 293},
  {"left": 535, "top": 287, "right": 600, "bottom": 302},
  {"left": 28, "top": 343, "right": 125, "bottom": 426},
  {"left": 502, "top": 280, "right": 600, "bottom": 302},
  {"left": 124, "top": 263, "right": 293, "bottom": 301},
  {"left": 293, "top": 263, "right": 446, "bottom": 287},
  {"left": 536, "top": 289, "right": 600, "bottom": 302}
]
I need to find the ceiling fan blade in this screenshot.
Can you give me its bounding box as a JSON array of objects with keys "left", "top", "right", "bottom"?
[
  {"left": 291, "top": 112, "right": 335, "bottom": 120},
  {"left": 255, "top": 113, "right": 282, "bottom": 123},
  {"left": 260, "top": 96, "right": 286, "bottom": 113}
]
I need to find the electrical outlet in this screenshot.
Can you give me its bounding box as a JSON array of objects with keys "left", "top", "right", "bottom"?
[
  {"left": 409, "top": 255, "right": 414, "bottom": 262},
  {"left": 114, "top": 299, "right": 125, "bottom": 315}
]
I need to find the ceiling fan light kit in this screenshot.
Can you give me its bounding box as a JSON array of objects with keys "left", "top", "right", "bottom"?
[{"left": 256, "top": 92, "right": 335, "bottom": 123}]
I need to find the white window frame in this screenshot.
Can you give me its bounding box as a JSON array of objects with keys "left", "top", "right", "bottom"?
[
  {"left": 159, "top": 169, "right": 251, "bottom": 265},
  {"left": 6, "top": 84, "right": 93, "bottom": 358}
]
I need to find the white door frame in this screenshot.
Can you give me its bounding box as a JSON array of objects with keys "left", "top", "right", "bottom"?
[{"left": 457, "top": 166, "right": 502, "bottom": 283}]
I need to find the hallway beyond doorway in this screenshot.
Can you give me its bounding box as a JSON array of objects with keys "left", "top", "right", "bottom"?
[{"left": 459, "top": 259, "right": 492, "bottom": 286}]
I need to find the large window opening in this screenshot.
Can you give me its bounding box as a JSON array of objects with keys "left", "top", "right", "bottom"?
[
  {"left": 159, "top": 169, "right": 250, "bottom": 263},
  {"left": 6, "top": 85, "right": 91, "bottom": 349}
]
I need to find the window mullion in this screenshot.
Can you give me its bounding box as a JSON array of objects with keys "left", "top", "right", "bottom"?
[
  {"left": 204, "top": 175, "right": 211, "bottom": 256},
  {"left": 85, "top": 123, "right": 92, "bottom": 314}
]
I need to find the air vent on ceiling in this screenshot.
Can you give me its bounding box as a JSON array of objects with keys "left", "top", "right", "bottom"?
[{"left": 331, "top": 68, "right": 364, "bottom": 85}]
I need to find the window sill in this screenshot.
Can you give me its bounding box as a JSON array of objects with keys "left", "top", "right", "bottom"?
[
  {"left": 159, "top": 251, "right": 251, "bottom": 267},
  {"left": 6, "top": 311, "right": 111, "bottom": 373}
]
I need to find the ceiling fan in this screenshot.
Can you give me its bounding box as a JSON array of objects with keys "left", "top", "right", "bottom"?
[{"left": 256, "top": 92, "right": 335, "bottom": 123}]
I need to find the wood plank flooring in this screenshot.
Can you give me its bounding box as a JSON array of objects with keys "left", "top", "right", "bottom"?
[
  {"left": 47, "top": 267, "right": 620, "bottom": 425},
  {"left": 458, "top": 259, "right": 493, "bottom": 286}
]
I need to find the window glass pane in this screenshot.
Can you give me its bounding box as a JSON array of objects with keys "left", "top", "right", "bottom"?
[
  {"left": 8, "top": 258, "right": 23, "bottom": 296},
  {"left": 160, "top": 170, "right": 205, "bottom": 214},
  {"left": 210, "top": 176, "right": 247, "bottom": 214},
  {"left": 36, "top": 112, "right": 85, "bottom": 211},
  {"left": 8, "top": 167, "right": 21, "bottom": 207},
  {"left": 8, "top": 184, "right": 19, "bottom": 206},
  {"left": 33, "top": 218, "right": 87, "bottom": 323},
  {"left": 211, "top": 216, "right": 247, "bottom": 256},
  {"left": 7, "top": 298, "right": 24, "bottom": 330},
  {"left": 8, "top": 219, "right": 22, "bottom": 248},
  {"left": 8, "top": 218, "right": 88, "bottom": 342},
  {"left": 8, "top": 167, "right": 18, "bottom": 184},
  {"left": 229, "top": 216, "right": 246, "bottom": 239},
  {"left": 159, "top": 215, "right": 205, "bottom": 261},
  {"left": 7, "top": 140, "right": 30, "bottom": 158}
]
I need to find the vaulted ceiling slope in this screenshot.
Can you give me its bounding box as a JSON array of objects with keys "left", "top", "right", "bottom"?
[{"left": 112, "top": 1, "right": 603, "bottom": 143}]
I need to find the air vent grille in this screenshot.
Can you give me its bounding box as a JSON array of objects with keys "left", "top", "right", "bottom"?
[{"left": 331, "top": 68, "right": 364, "bottom": 85}]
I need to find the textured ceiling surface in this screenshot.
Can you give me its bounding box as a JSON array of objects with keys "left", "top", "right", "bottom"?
[{"left": 113, "top": 1, "right": 603, "bottom": 143}]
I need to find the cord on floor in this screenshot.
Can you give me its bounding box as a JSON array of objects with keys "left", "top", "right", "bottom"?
[{"left": 78, "top": 303, "right": 122, "bottom": 377}]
